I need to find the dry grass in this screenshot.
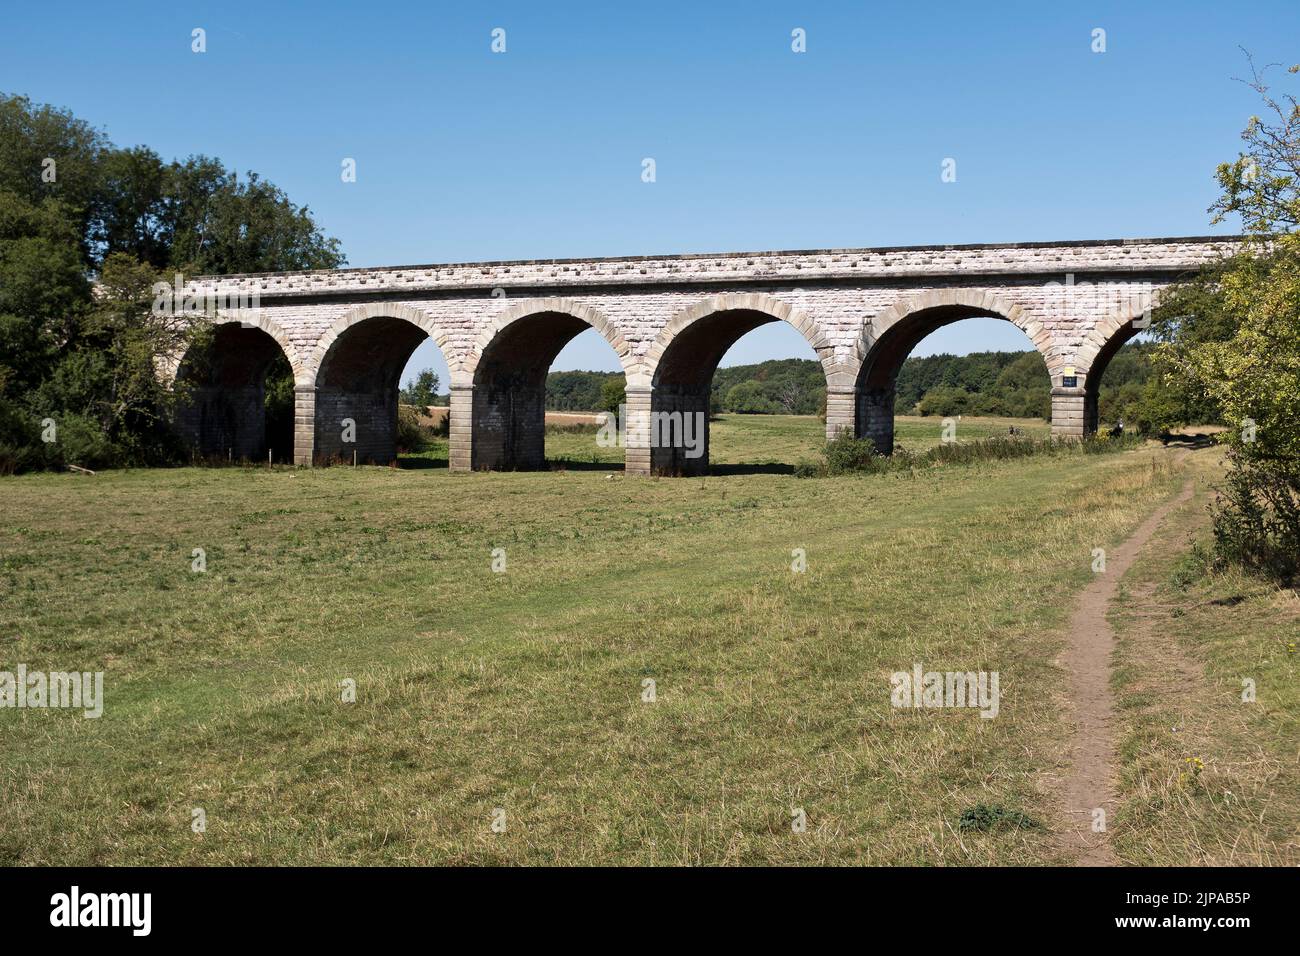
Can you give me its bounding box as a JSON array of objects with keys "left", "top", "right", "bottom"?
[
  {"left": 1109, "top": 452, "right": 1300, "bottom": 865},
  {"left": 0, "top": 416, "right": 1260, "bottom": 865},
  {"left": 407, "top": 413, "right": 1054, "bottom": 470}
]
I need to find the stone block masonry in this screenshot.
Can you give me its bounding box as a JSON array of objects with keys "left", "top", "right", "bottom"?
[{"left": 165, "top": 235, "right": 1237, "bottom": 473}]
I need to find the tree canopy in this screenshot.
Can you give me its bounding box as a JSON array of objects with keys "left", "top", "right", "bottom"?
[
  {"left": 0, "top": 92, "right": 344, "bottom": 472},
  {"left": 1155, "top": 55, "right": 1300, "bottom": 580}
]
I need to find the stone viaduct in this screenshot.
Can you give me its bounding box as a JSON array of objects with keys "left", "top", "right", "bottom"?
[{"left": 166, "top": 235, "right": 1236, "bottom": 475}]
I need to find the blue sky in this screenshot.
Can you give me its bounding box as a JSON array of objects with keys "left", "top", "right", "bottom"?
[{"left": 3, "top": 1, "right": 1294, "bottom": 388}]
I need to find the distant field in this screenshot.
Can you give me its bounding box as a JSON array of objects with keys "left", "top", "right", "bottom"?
[
  {"left": 415, "top": 407, "right": 605, "bottom": 429},
  {"left": 407, "top": 413, "right": 1053, "bottom": 470},
  {"left": 1, "top": 415, "right": 1291, "bottom": 865}
]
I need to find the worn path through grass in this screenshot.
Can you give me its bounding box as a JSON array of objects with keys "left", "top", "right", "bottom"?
[
  {"left": 1107, "top": 453, "right": 1299, "bottom": 865},
  {"left": 1053, "top": 471, "right": 1196, "bottom": 865}
]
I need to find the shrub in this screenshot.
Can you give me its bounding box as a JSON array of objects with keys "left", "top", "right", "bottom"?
[
  {"left": 1209, "top": 450, "right": 1300, "bottom": 583},
  {"left": 0, "top": 442, "right": 28, "bottom": 476},
  {"left": 924, "top": 435, "right": 1044, "bottom": 465},
  {"left": 395, "top": 405, "right": 432, "bottom": 453},
  {"left": 797, "top": 430, "right": 1142, "bottom": 478},
  {"left": 0, "top": 397, "right": 39, "bottom": 473},
  {"left": 1169, "top": 541, "right": 1213, "bottom": 590},
  {"left": 1079, "top": 432, "right": 1142, "bottom": 454},
  {"left": 0, "top": 399, "right": 116, "bottom": 472},
  {"left": 428, "top": 411, "right": 449, "bottom": 439},
  {"left": 544, "top": 421, "right": 600, "bottom": 435},
  {"left": 46, "top": 412, "right": 117, "bottom": 469},
  {"left": 915, "top": 386, "right": 972, "bottom": 417},
  {"left": 792, "top": 457, "right": 825, "bottom": 478},
  {"left": 822, "top": 433, "right": 891, "bottom": 475}
]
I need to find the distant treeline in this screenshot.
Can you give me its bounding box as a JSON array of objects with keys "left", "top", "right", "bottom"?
[
  {"left": 544, "top": 359, "right": 827, "bottom": 415},
  {"left": 545, "top": 371, "right": 622, "bottom": 411},
  {"left": 544, "top": 345, "right": 1156, "bottom": 423}
]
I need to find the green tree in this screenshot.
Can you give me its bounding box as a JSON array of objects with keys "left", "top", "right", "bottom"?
[
  {"left": 916, "top": 385, "right": 972, "bottom": 417},
  {"left": 599, "top": 378, "right": 625, "bottom": 414},
  {"left": 0, "top": 91, "right": 345, "bottom": 472},
  {"left": 27, "top": 253, "right": 201, "bottom": 467},
  {"left": 544, "top": 370, "right": 620, "bottom": 410},
  {"left": 0, "top": 93, "right": 109, "bottom": 264},
  {"left": 724, "top": 380, "right": 779, "bottom": 413},
  {"left": 401, "top": 369, "right": 441, "bottom": 408},
  {"left": 1140, "top": 267, "right": 1238, "bottom": 432},
  {"left": 0, "top": 193, "right": 90, "bottom": 396},
  {"left": 711, "top": 358, "right": 825, "bottom": 414},
  {"left": 161, "top": 160, "right": 345, "bottom": 275},
  {"left": 1164, "top": 57, "right": 1300, "bottom": 580}
]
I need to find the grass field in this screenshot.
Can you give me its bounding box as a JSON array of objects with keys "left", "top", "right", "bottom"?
[
  {"left": 1, "top": 414, "right": 1293, "bottom": 865},
  {"left": 1108, "top": 452, "right": 1299, "bottom": 865},
  {"left": 409, "top": 413, "right": 1052, "bottom": 470}
]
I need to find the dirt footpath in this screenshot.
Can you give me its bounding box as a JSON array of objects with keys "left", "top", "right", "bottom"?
[{"left": 1054, "top": 473, "right": 1197, "bottom": 865}]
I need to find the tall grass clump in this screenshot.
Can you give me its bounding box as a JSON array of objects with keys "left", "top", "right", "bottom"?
[{"left": 796, "top": 430, "right": 1143, "bottom": 477}]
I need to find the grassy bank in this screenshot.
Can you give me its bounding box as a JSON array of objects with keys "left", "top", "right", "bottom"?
[
  {"left": 1109, "top": 452, "right": 1300, "bottom": 865},
  {"left": 0, "top": 415, "right": 1205, "bottom": 865}
]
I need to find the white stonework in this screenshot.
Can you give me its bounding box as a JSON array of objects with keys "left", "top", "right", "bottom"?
[{"left": 171, "top": 235, "right": 1237, "bottom": 473}]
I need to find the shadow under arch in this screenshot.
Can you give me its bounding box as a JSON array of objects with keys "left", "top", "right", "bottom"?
[
  {"left": 854, "top": 290, "right": 1051, "bottom": 453},
  {"left": 462, "top": 297, "right": 631, "bottom": 471},
  {"left": 642, "top": 293, "right": 838, "bottom": 475},
  {"left": 309, "top": 304, "right": 453, "bottom": 464},
  {"left": 173, "top": 319, "right": 298, "bottom": 462}
]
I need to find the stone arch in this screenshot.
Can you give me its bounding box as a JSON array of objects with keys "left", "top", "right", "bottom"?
[
  {"left": 462, "top": 297, "right": 630, "bottom": 471},
  {"left": 1073, "top": 290, "right": 1162, "bottom": 433},
  {"left": 1075, "top": 291, "right": 1161, "bottom": 378},
  {"left": 643, "top": 292, "right": 841, "bottom": 388},
  {"left": 462, "top": 297, "right": 632, "bottom": 385},
  {"left": 857, "top": 287, "right": 1050, "bottom": 369},
  {"left": 640, "top": 292, "right": 840, "bottom": 476},
  {"left": 162, "top": 312, "right": 304, "bottom": 387},
  {"left": 854, "top": 288, "right": 1054, "bottom": 453},
  {"left": 171, "top": 314, "right": 300, "bottom": 463},
  {"left": 307, "top": 303, "right": 456, "bottom": 465},
  {"left": 308, "top": 303, "right": 455, "bottom": 388}
]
